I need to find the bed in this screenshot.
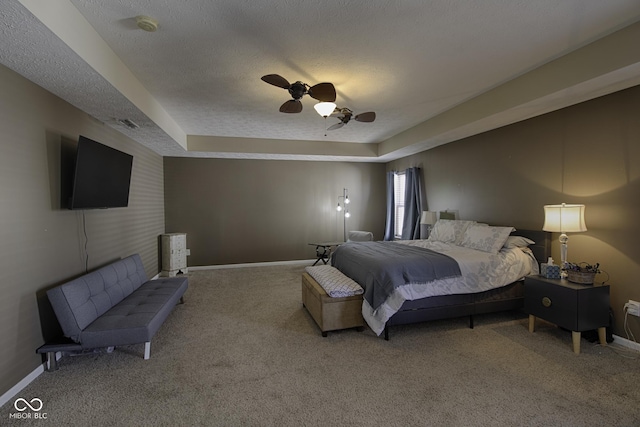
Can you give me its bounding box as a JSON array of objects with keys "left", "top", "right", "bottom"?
[{"left": 330, "top": 220, "right": 550, "bottom": 339}]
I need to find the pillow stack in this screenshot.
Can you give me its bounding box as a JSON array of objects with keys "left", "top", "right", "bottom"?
[
  {"left": 459, "top": 224, "right": 514, "bottom": 253},
  {"left": 428, "top": 219, "right": 533, "bottom": 254}
]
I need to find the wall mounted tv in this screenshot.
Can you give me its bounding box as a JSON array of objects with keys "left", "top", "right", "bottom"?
[{"left": 69, "top": 136, "right": 133, "bottom": 210}]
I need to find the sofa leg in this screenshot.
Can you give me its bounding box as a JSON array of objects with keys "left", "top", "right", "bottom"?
[
  {"left": 46, "top": 352, "right": 58, "bottom": 372},
  {"left": 144, "top": 342, "right": 151, "bottom": 360},
  {"left": 179, "top": 296, "right": 185, "bottom": 304}
]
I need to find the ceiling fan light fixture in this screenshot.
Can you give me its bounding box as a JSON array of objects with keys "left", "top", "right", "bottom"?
[{"left": 314, "top": 102, "right": 336, "bottom": 117}]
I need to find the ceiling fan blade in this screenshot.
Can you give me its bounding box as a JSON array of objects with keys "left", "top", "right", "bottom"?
[
  {"left": 279, "top": 99, "right": 302, "bottom": 113},
  {"left": 261, "top": 74, "right": 290, "bottom": 89},
  {"left": 327, "top": 122, "right": 344, "bottom": 131},
  {"left": 355, "top": 112, "right": 376, "bottom": 122},
  {"left": 308, "top": 82, "right": 336, "bottom": 102}
]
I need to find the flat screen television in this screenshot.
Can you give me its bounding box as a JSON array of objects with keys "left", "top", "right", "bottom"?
[{"left": 69, "top": 136, "right": 133, "bottom": 210}]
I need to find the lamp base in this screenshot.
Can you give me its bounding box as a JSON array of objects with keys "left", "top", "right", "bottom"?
[
  {"left": 559, "top": 234, "right": 569, "bottom": 279},
  {"left": 420, "top": 224, "right": 432, "bottom": 239}
]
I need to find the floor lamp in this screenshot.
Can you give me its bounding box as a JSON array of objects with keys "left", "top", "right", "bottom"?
[
  {"left": 336, "top": 188, "right": 350, "bottom": 241},
  {"left": 542, "top": 203, "right": 587, "bottom": 278}
]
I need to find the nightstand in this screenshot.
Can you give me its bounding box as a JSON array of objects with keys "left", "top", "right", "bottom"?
[{"left": 524, "top": 275, "right": 610, "bottom": 354}]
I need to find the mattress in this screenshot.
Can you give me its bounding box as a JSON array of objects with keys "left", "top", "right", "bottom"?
[{"left": 334, "top": 239, "right": 538, "bottom": 335}]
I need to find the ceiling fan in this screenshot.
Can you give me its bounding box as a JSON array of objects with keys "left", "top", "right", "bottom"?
[
  {"left": 261, "top": 74, "right": 336, "bottom": 113},
  {"left": 327, "top": 107, "right": 376, "bottom": 131}
]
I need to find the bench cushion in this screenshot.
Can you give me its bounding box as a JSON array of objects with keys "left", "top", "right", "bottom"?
[
  {"left": 302, "top": 273, "right": 364, "bottom": 334},
  {"left": 305, "top": 265, "right": 363, "bottom": 298},
  {"left": 79, "top": 276, "right": 188, "bottom": 348}
]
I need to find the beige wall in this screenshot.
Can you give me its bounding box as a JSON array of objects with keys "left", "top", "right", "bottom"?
[
  {"left": 164, "top": 158, "right": 386, "bottom": 266},
  {"left": 0, "top": 64, "right": 165, "bottom": 397},
  {"left": 388, "top": 85, "right": 640, "bottom": 338}
]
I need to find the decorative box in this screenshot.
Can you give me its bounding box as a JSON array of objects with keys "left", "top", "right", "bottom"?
[
  {"left": 540, "top": 262, "right": 561, "bottom": 279},
  {"left": 540, "top": 262, "right": 548, "bottom": 276}
]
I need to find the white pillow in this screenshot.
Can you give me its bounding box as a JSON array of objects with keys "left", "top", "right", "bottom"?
[
  {"left": 502, "top": 236, "right": 535, "bottom": 249},
  {"left": 428, "top": 220, "right": 476, "bottom": 245},
  {"left": 460, "top": 224, "right": 515, "bottom": 253}
]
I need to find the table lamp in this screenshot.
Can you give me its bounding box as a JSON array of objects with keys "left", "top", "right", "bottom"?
[
  {"left": 542, "top": 203, "right": 587, "bottom": 277},
  {"left": 420, "top": 211, "right": 437, "bottom": 239}
]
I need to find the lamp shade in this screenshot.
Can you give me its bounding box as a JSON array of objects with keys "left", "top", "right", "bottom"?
[
  {"left": 542, "top": 203, "right": 587, "bottom": 233},
  {"left": 314, "top": 102, "right": 336, "bottom": 117},
  {"left": 420, "top": 211, "right": 437, "bottom": 225}
]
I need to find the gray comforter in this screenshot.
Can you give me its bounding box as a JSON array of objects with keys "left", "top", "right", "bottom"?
[{"left": 331, "top": 241, "right": 462, "bottom": 311}]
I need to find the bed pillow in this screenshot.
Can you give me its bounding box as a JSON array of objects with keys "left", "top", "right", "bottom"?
[
  {"left": 460, "top": 224, "right": 515, "bottom": 253},
  {"left": 428, "top": 220, "right": 475, "bottom": 245},
  {"left": 502, "top": 236, "right": 535, "bottom": 249},
  {"left": 439, "top": 211, "right": 456, "bottom": 220}
]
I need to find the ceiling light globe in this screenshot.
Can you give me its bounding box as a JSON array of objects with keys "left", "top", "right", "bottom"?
[{"left": 314, "top": 102, "right": 336, "bottom": 117}]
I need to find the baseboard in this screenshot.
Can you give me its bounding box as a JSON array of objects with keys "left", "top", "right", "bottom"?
[
  {"left": 189, "top": 259, "right": 316, "bottom": 270},
  {"left": 0, "top": 365, "right": 43, "bottom": 409},
  {"left": 0, "top": 352, "right": 62, "bottom": 409},
  {"left": 612, "top": 334, "right": 640, "bottom": 352}
]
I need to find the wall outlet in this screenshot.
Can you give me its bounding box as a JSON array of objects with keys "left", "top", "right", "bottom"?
[{"left": 625, "top": 300, "right": 640, "bottom": 317}]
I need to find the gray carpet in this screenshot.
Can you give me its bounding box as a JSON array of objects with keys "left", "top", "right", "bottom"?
[{"left": 2, "top": 265, "right": 639, "bottom": 426}]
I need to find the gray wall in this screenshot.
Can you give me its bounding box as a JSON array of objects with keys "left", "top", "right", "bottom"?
[
  {"left": 388, "top": 85, "right": 640, "bottom": 338},
  {"left": 0, "top": 64, "right": 165, "bottom": 397},
  {"left": 2, "top": 52, "right": 638, "bottom": 400},
  {"left": 164, "top": 158, "right": 386, "bottom": 266}
]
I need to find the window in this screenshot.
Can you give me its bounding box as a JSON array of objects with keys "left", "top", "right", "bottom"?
[{"left": 393, "top": 172, "right": 406, "bottom": 239}]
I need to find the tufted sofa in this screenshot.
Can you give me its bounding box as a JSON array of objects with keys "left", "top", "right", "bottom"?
[{"left": 42, "top": 254, "right": 188, "bottom": 369}]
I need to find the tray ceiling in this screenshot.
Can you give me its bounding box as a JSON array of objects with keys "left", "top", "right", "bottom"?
[{"left": 2, "top": 1, "right": 640, "bottom": 161}]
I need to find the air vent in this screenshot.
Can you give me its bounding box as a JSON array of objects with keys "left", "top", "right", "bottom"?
[{"left": 117, "top": 119, "right": 140, "bottom": 130}]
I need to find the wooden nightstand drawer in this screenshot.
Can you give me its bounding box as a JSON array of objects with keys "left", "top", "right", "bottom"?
[
  {"left": 524, "top": 276, "right": 609, "bottom": 332},
  {"left": 525, "top": 280, "right": 577, "bottom": 329},
  {"left": 524, "top": 275, "right": 610, "bottom": 354}
]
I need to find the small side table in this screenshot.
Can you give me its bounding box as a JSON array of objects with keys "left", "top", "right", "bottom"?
[
  {"left": 524, "top": 275, "right": 610, "bottom": 354},
  {"left": 309, "top": 242, "right": 343, "bottom": 266}
]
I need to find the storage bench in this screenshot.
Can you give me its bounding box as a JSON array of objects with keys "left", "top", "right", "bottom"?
[{"left": 301, "top": 271, "right": 364, "bottom": 336}]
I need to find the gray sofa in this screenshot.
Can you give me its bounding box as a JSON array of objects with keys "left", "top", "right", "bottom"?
[{"left": 41, "top": 254, "right": 188, "bottom": 369}]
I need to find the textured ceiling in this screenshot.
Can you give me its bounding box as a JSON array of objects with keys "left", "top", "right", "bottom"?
[{"left": 2, "top": 1, "right": 640, "bottom": 161}]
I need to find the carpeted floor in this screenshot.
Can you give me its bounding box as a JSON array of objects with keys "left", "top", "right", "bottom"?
[{"left": 2, "top": 264, "right": 639, "bottom": 426}]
